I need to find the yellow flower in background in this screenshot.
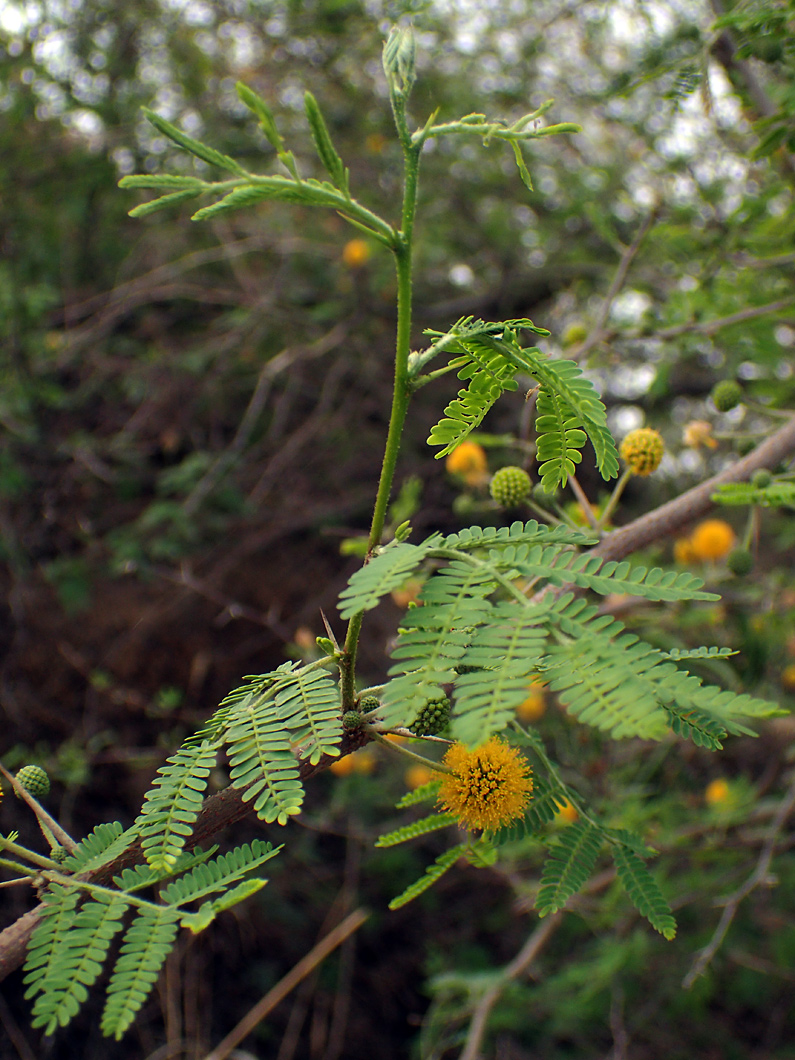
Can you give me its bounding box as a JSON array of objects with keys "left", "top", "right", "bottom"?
[
  {"left": 781, "top": 664, "right": 795, "bottom": 692},
  {"left": 705, "top": 778, "right": 731, "bottom": 806},
  {"left": 517, "top": 682, "right": 546, "bottom": 722},
  {"left": 673, "top": 537, "right": 696, "bottom": 565},
  {"left": 342, "top": 238, "right": 371, "bottom": 268},
  {"left": 405, "top": 764, "right": 436, "bottom": 790},
  {"left": 438, "top": 737, "right": 533, "bottom": 831},
  {"left": 683, "top": 420, "right": 718, "bottom": 449},
  {"left": 330, "top": 749, "right": 376, "bottom": 776},
  {"left": 554, "top": 799, "right": 579, "bottom": 825},
  {"left": 689, "top": 519, "right": 736, "bottom": 562},
  {"left": 445, "top": 441, "right": 489, "bottom": 487}
]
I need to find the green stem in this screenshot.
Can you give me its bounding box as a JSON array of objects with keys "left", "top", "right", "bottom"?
[
  {"left": 340, "top": 137, "right": 421, "bottom": 710},
  {"left": 597, "top": 467, "right": 633, "bottom": 530},
  {"left": 367, "top": 728, "right": 452, "bottom": 774}
]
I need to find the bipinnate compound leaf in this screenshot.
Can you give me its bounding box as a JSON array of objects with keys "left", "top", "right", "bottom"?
[
  {"left": 536, "top": 821, "right": 603, "bottom": 916},
  {"left": 101, "top": 906, "right": 182, "bottom": 1040},
  {"left": 612, "top": 843, "right": 676, "bottom": 940},
  {"left": 135, "top": 741, "right": 218, "bottom": 872},
  {"left": 388, "top": 844, "right": 466, "bottom": 910}
]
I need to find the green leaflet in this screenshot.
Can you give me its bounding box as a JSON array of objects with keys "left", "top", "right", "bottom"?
[
  {"left": 141, "top": 107, "right": 248, "bottom": 175},
  {"left": 612, "top": 843, "right": 676, "bottom": 940},
  {"left": 380, "top": 559, "right": 495, "bottom": 728},
  {"left": 101, "top": 907, "right": 182, "bottom": 1040},
  {"left": 388, "top": 844, "right": 466, "bottom": 910},
  {"left": 28, "top": 894, "right": 128, "bottom": 1035},
  {"left": 536, "top": 821, "right": 603, "bottom": 917},
  {"left": 396, "top": 779, "right": 443, "bottom": 807},
  {"left": 275, "top": 669, "right": 343, "bottom": 765},
  {"left": 304, "top": 91, "right": 349, "bottom": 193},
  {"left": 375, "top": 813, "right": 459, "bottom": 847},
  {"left": 338, "top": 535, "right": 442, "bottom": 619},
  {"left": 535, "top": 387, "right": 587, "bottom": 490},
  {"left": 135, "top": 741, "right": 218, "bottom": 872},
  {"left": 226, "top": 685, "right": 304, "bottom": 825},
  {"left": 61, "top": 821, "right": 136, "bottom": 876},
  {"left": 712, "top": 480, "right": 795, "bottom": 508},
  {"left": 442, "top": 518, "right": 596, "bottom": 550},
  {"left": 159, "top": 839, "right": 280, "bottom": 906},
  {"left": 451, "top": 600, "right": 549, "bottom": 745}
]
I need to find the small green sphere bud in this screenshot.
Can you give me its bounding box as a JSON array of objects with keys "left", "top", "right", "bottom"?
[
  {"left": 752, "top": 468, "right": 773, "bottom": 488},
  {"left": 357, "top": 695, "right": 381, "bottom": 714},
  {"left": 711, "top": 380, "right": 743, "bottom": 412},
  {"left": 15, "top": 765, "right": 50, "bottom": 799},
  {"left": 620, "top": 428, "right": 664, "bottom": 476},
  {"left": 562, "top": 322, "right": 588, "bottom": 347},
  {"left": 410, "top": 696, "right": 451, "bottom": 737},
  {"left": 342, "top": 710, "right": 363, "bottom": 729},
  {"left": 490, "top": 466, "right": 532, "bottom": 508},
  {"left": 50, "top": 845, "right": 69, "bottom": 864},
  {"left": 727, "top": 549, "right": 754, "bottom": 576}
]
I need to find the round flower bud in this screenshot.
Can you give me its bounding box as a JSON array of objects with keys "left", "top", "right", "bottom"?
[
  {"left": 619, "top": 428, "right": 664, "bottom": 476},
  {"left": 15, "top": 764, "right": 50, "bottom": 799},
  {"left": 490, "top": 466, "right": 532, "bottom": 508},
  {"left": 562, "top": 322, "right": 588, "bottom": 347},
  {"left": 727, "top": 549, "right": 754, "bottom": 576},
  {"left": 711, "top": 380, "right": 743, "bottom": 412},
  {"left": 50, "top": 845, "right": 69, "bottom": 864},
  {"left": 752, "top": 468, "right": 772, "bottom": 488},
  {"left": 357, "top": 695, "right": 381, "bottom": 714},
  {"left": 410, "top": 696, "right": 451, "bottom": 737},
  {"left": 342, "top": 711, "right": 363, "bottom": 730}
]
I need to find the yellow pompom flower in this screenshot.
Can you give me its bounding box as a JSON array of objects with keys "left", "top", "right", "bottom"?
[
  {"left": 438, "top": 737, "right": 533, "bottom": 831},
  {"left": 619, "top": 428, "right": 665, "bottom": 476},
  {"left": 445, "top": 441, "right": 489, "bottom": 487},
  {"left": 673, "top": 537, "right": 696, "bottom": 565},
  {"left": 554, "top": 799, "right": 579, "bottom": 825},
  {"left": 342, "top": 239, "right": 371, "bottom": 268},
  {"left": 705, "top": 778, "right": 731, "bottom": 806},
  {"left": 683, "top": 420, "right": 718, "bottom": 450},
  {"left": 405, "top": 764, "right": 436, "bottom": 790},
  {"left": 517, "top": 681, "right": 546, "bottom": 722},
  {"left": 781, "top": 664, "right": 795, "bottom": 692},
  {"left": 689, "top": 519, "right": 736, "bottom": 562}
]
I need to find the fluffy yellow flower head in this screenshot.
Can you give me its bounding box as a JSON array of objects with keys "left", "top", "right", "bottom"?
[
  {"left": 445, "top": 441, "right": 489, "bottom": 486},
  {"left": 689, "top": 519, "right": 736, "bottom": 562},
  {"left": 342, "top": 238, "right": 371, "bottom": 268},
  {"left": 438, "top": 737, "right": 533, "bottom": 831},
  {"left": 619, "top": 427, "right": 664, "bottom": 476},
  {"left": 705, "top": 778, "right": 731, "bottom": 806}
]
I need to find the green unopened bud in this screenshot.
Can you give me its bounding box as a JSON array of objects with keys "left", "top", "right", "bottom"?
[
  {"left": 410, "top": 696, "right": 451, "bottom": 737},
  {"left": 15, "top": 765, "right": 50, "bottom": 799},
  {"left": 382, "top": 27, "right": 416, "bottom": 100},
  {"left": 357, "top": 695, "right": 381, "bottom": 714},
  {"left": 727, "top": 549, "right": 754, "bottom": 576},
  {"left": 490, "top": 466, "right": 532, "bottom": 508},
  {"left": 751, "top": 468, "right": 772, "bottom": 488},
  {"left": 342, "top": 711, "right": 363, "bottom": 730},
  {"left": 711, "top": 380, "right": 743, "bottom": 413}
]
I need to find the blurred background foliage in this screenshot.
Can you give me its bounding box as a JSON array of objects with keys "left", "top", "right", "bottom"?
[{"left": 1, "top": 0, "right": 795, "bottom": 1057}]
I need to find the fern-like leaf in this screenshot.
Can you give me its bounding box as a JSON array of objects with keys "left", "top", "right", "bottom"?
[
  {"left": 388, "top": 844, "right": 466, "bottom": 910},
  {"left": 23, "top": 885, "right": 82, "bottom": 1003},
  {"left": 136, "top": 741, "right": 218, "bottom": 872},
  {"left": 275, "top": 669, "right": 342, "bottom": 765},
  {"left": 101, "top": 907, "right": 182, "bottom": 1040},
  {"left": 375, "top": 813, "right": 458, "bottom": 847},
  {"left": 28, "top": 893, "right": 128, "bottom": 1035},
  {"left": 61, "top": 821, "right": 135, "bottom": 876},
  {"left": 225, "top": 688, "right": 304, "bottom": 824},
  {"left": 452, "top": 601, "right": 550, "bottom": 745},
  {"left": 536, "top": 822, "right": 603, "bottom": 916},
  {"left": 612, "top": 843, "right": 676, "bottom": 940},
  {"left": 662, "top": 646, "right": 737, "bottom": 661},
  {"left": 442, "top": 519, "right": 596, "bottom": 551},
  {"left": 338, "top": 536, "right": 441, "bottom": 619},
  {"left": 396, "top": 780, "right": 443, "bottom": 807},
  {"left": 380, "top": 560, "right": 495, "bottom": 728},
  {"left": 534, "top": 387, "right": 587, "bottom": 490},
  {"left": 712, "top": 480, "right": 795, "bottom": 509},
  {"left": 159, "top": 839, "right": 280, "bottom": 906}
]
